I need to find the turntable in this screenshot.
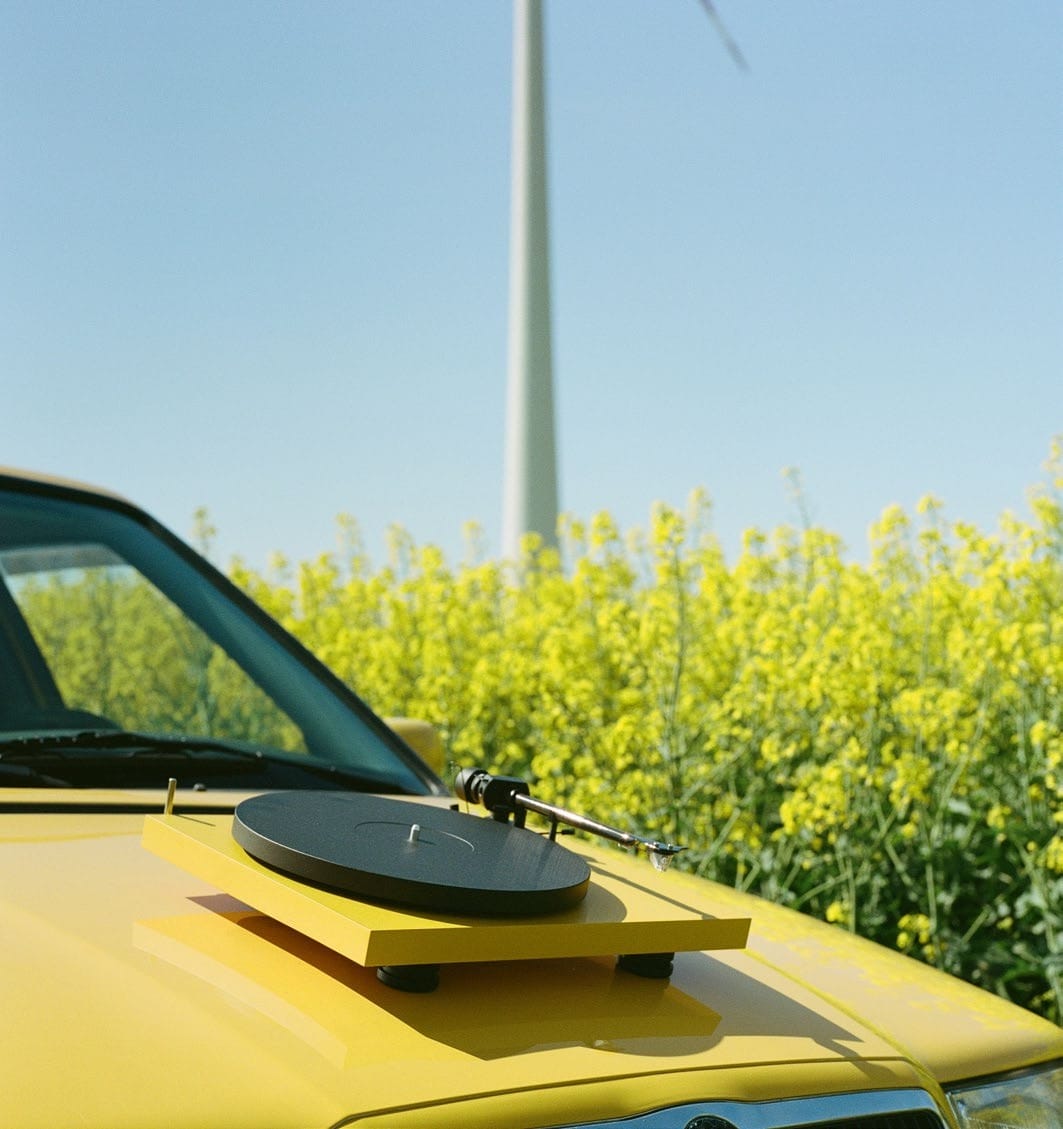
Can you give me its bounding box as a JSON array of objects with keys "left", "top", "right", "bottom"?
[{"left": 143, "top": 768, "right": 751, "bottom": 991}]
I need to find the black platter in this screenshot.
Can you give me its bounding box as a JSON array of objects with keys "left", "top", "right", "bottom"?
[{"left": 232, "top": 791, "right": 592, "bottom": 916}]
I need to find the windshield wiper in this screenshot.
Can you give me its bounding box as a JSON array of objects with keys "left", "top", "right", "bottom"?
[
  {"left": 0, "top": 728, "right": 263, "bottom": 757},
  {"left": 0, "top": 761, "right": 68, "bottom": 787},
  {"left": 0, "top": 729, "right": 410, "bottom": 793}
]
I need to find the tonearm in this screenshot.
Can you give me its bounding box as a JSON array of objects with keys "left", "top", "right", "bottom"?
[{"left": 454, "top": 767, "right": 685, "bottom": 871}]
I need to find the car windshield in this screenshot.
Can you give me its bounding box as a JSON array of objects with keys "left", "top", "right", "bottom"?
[{"left": 0, "top": 479, "right": 438, "bottom": 797}]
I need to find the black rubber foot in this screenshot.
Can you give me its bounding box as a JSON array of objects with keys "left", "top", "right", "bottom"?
[
  {"left": 617, "top": 952, "right": 674, "bottom": 979},
  {"left": 376, "top": 964, "right": 441, "bottom": 993}
]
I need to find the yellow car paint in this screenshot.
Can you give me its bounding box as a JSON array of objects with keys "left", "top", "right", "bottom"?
[{"left": 3, "top": 801, "right": 1060, "bottom": 1128}]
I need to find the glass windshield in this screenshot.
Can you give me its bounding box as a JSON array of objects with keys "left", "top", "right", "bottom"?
[{"left": 0, "top": 482, "right": 436, "bottom": 796}]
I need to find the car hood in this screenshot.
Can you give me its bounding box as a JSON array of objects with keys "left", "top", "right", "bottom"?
[{"left": 2, "top": 799, "right": 1061, "bottom": 1129}]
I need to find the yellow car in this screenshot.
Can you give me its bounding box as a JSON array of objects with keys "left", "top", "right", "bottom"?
[{"left": 1, "top": 468, "right": 1059, "bottom": 1128}]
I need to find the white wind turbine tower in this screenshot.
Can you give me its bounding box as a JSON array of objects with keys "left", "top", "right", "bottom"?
[{"left": 501, "top": 0, "right": 746, "bottom": 561}]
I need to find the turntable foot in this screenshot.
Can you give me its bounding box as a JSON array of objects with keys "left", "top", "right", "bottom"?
[
  {"left": 617, "top": 952, "right": 674, "bottom": 979},
  {"left": 377, "top": 963, "right": 441, "bottom": 993}
]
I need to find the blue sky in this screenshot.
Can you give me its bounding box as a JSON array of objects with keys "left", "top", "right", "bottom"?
[{"left": 3, "top": 1, "right": 1060, "bottom": 569}]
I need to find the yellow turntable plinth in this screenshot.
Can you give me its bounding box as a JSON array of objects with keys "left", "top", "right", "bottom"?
[{"left": 143, "top": 811, "right": 750, "bottom": 969}]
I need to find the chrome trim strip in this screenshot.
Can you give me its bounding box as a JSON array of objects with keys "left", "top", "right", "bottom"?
[{"left": 552, "top": 1087, "right": 945, "bottom": 1129}]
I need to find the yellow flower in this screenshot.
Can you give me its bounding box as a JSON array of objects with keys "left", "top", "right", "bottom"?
[
  {"left": 897, "top": 914, "right": 932, "bottom": 951},
  {"left": 986, "top": 804, "right": 1011, "bottom": 832},
  {"left": 826, "top": 901, "right": 848, "bottom": 925},
  {"left": 1046, "top": 836, "right": 1063, "bottom": 874}
]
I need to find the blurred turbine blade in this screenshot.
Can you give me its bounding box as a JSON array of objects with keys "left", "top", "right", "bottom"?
[{"left": 696, "top": 0, "right": 749, "bottom": 71}]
